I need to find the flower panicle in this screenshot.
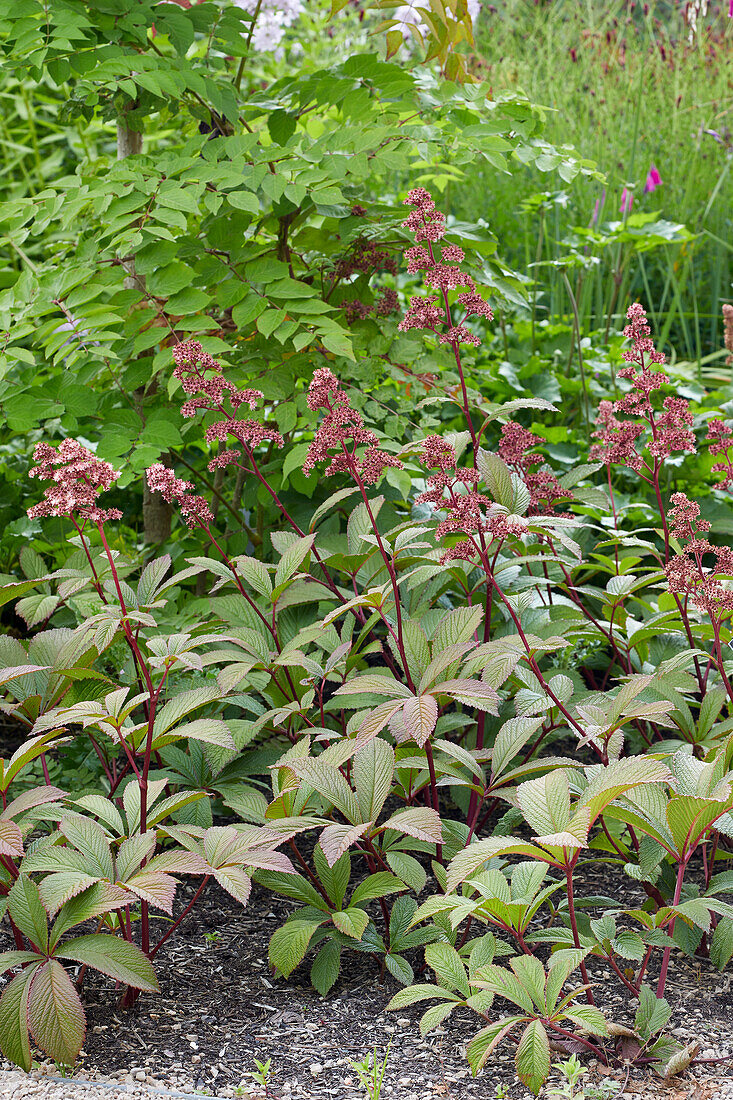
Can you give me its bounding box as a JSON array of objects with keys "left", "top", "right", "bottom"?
[
  {"left": 665, "top": 492, "right": 733, "bottom": 615},
  {"left": 302, "top": 368, "right": 403, "bottom": 486},
  {"left": 590, "top": 302, "right": 695, "bottom": 472},
  {"left": 27, "top": 439, "right": 122, "bottom": 524},
  {"left": 499, "top": 421, "right": 568, "bottom": 516},
  {"left": 146, "top": 464, "right": 214, "bottom": 530},
  {"left": 398, "top": 188, "right": 493, "bottom": 349},
  {"left": 171, "top": 340, "right": 284, "bottom": 455}
]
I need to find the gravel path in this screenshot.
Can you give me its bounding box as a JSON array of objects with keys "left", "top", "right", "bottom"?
[{"left": 0, "top": 1072, "right": 218, "bottom": 1100}]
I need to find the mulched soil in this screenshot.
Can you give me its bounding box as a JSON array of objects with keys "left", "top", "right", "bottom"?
[
  {"left": 49, "top": 866, "right": 733, "bottom": 1100},
  {"left": 0, "top": 729, "right": 732, "bottom": 1099}
]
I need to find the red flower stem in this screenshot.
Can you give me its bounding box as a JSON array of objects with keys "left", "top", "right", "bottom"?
[
  {"left": 150, "top": 876, "right": 211, "bottom": 960},
  {"left": 545, "top": 1019, "right": 606, "bottom": 1062},
  {"left": 656, "top": 857, "right": 688, "bottom": 998},
  {"left": 605, "top": 952, "right": 642, "bottom": 997},
  {"left": 564, "top": 856, "right": 595, "bottom": 1005}
]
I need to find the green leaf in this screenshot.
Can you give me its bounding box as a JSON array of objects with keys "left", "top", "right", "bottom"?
[
  {"left": 289, "top": 758, "right": 360, "bottom": 823},
  {"left": 269, "top": 919, "right": 324, "bottom": 978},
  {"left": 57, "top": 934, "right": 160, "bottom": 992},
  {"left": 425, "top": 942, "right": 470, "bottom": 998},
  {"left": 562, "top": 1005, "right": 608, "bottom": 1037},
  {"left": 351, "top": 872, "right": 406, "bottom": 907},
  {"left": 419, "top": 1001, "right": 457, "bottom": 1035},
  {"left": 313, "top": 845, "right": 351, "bottom": 908},
  {"left": 39, "top": 873, "right": 100, "bottom": 918},
  {"left": 274, "top": 534, "right": 316, "bottom": 591},
  {"left": 492, "top": 717, "right": 544, "bottom": 778},
  {"left": 332, "top": 907, "right": 369, "bottom": 940},
  {"left": 515, "top": 1019, "right": 550, "bottom": 1095},
  {"left": 233, "top": 555, "right": 272, "bottom": 599},
  {"left": 335, "top": 674, "right": 412, "bottom": 699},
  {"left": 310, "top": 939, "right": 341, "bottom": 996},
  {"left": 432, "top": 606, "right": 483, "bottom": 651},
  {"left": 465, "top": 1016, "right": 526, "bottom": 1076},
  {"left": 477, "top": 450, "right": 531, "bottom": 515},
  {"left": 8, "top": 875, "right": 48, "bottom": 953},
  {"left": 711, "top": 917, "right": 733, "bottom": 970},
  {"left": 635, "top": 986, "right": 672, "bottom": 1039},
  {"left": 353, "top": 739, "right": 394, "bottom": 823},
  {"left": 387, "top": 983, "right": 458, "bottom": 1010},
  {"left": 385, "top": 851, "right": 427, "bottom": 894},
  {"left": 0, "top": 968, "right": 36, "bottom": 1071},
  {"left": 28, "top": 959, "right": 86, "bottom": 1067},
  {"left": 517, "top": 770, "right": 571, "bottom": 837}
]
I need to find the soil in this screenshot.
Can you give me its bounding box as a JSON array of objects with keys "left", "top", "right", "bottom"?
[{"left": 5, "top": 869, "right": 725, "bottom": 1100}]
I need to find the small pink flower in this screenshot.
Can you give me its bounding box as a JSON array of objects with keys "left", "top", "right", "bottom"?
[
  {"left": 621, "top": 188, "right": 634, "bottom": 213},
  {"left": 643, "top": 165, "right": 662, "bottom": 194}
]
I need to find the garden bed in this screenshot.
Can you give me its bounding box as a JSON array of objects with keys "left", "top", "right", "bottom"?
[{"left": 2, "top": 878, "right": 732, "bottom": 1100}]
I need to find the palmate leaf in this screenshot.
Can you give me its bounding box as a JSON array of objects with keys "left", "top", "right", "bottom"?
[
  {"left": 28, "top": 959, "right": 86, "bottom": 1067},
  {"left": 57, "top": 934, "right": 160, "bottom": 992},
  {"left": 515, "top": 1019, "right": 550, "bottom": 1095}
]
